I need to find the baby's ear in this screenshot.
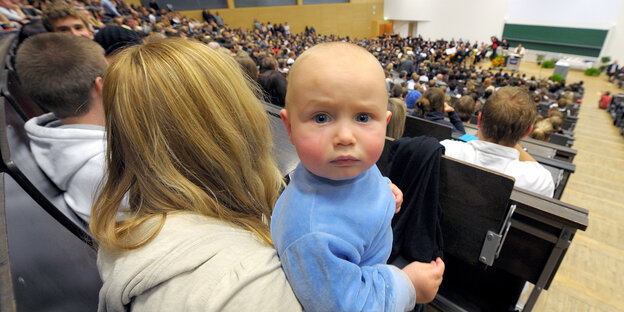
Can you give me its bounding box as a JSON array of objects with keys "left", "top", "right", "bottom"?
[
  {"left": 280, "top": 109, "right": 295, "bottom": 144},
  {"left": 386, "top": 110, "right": 392, "bottom": 125}
]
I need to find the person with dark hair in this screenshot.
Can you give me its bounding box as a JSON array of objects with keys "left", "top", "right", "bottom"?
[
  {"left": 607, "top": 61, "right": 618, "bottom": 82},
  {"left": 149, "top": 0, "right": 160, "bottom": 12},
  {"left": 202, "top": 8, "right": 215, "bottom": 24},
  {"left": 94, "top": 25, "right": 142, "bottom": 59},
  {"left": 394, "top": 70, "right": 408, "bottom": 85},
  {"left": 416, "top": 88, "right": 465, "bottom": 134},
  {"left": 390, "top": 84, "right": 404, "bottom": 99},
  {"left": 399, "top": 56, "right": 415, "bottom": 77},
  {"left": 17, "top": 33, "right": 108, "bottom": 222},
  {"left": 258, "top": 56, "right": 287, "bottom": 107}
]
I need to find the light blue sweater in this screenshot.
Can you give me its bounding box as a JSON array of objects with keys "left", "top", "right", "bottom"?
[{"left": 271, "top": 163, "right": 416, "bottom": 311}]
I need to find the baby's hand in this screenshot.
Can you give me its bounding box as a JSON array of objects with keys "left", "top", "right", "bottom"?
[
  {"left": 402, "top": 257, "right": 445, "bottom": 303},
  {"left": 388, "top": 183, "right": 403, "bottom": 213}
]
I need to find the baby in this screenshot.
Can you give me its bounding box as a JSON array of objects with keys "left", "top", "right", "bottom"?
[{"left": 271, "top": 42, "right": 444, "bottom": 311}]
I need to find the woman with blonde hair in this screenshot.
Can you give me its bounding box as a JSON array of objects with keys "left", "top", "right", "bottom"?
[
  {"left": 91, "top": 38, "right": 302, "bottom": 311},
  {"left": 530, "top": 119, "right": 554, "bottom": 142},
  {"left": 387, "top": 97, "right": 406, "bottom": 139}
]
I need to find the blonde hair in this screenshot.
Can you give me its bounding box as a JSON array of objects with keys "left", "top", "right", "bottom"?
[
  {"left": 531, "top": 119, "right": 554, "bottom": 141},
  {"left": 387, "top": 98, "right": 406, "bottom": 139},
  {"left": 549, "top": 115, "right": 563, "bottom": 131},
  {"left": 91, "top": 38, "right": 283, "bottom": 250}
]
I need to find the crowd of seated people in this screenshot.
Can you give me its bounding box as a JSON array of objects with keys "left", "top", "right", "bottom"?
[
  {"left": 1, "top": 0, "right": 586, "bottom": 113},
  {"left": 7, "top": 0, "right": 587, "bottom": 222}
]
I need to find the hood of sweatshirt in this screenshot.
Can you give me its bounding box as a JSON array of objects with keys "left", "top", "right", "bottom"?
[{"left": 24, "top": 113, "right": 106, "bottom": 220}]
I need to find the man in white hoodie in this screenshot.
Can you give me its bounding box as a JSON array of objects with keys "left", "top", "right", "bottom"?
[{"left": 16, "top": 33, "right": 108, "bottom": 223}]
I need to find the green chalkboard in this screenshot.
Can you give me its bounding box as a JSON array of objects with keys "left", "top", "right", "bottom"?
[{"left": 502, "top": 24, "right": 608, "bottom": 57}]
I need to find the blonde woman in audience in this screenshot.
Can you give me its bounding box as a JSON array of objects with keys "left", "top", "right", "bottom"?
[
  {"left": 387, "top": 97, "right": 407, "bottom": 138},
  {"left": 549, "top": 115, "right": 564, "bottom": 134},
  {"left": 531, "top": 119, "right": 554, "bottom": 142},
  {"left": 91, "top": 38, "right": 302, "bottom": 311}
]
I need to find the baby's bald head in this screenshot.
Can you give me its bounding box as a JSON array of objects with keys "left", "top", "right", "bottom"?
[{"left": 286, "top": 42, "right": 386, "bottom": 111}]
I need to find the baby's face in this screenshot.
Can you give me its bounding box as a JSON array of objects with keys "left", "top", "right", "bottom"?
[{"left": 282, "top": 48, "right": 390, "bottom": 180}]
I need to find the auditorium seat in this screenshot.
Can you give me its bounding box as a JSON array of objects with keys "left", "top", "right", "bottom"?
[
  {"left": 374, "top": 138, "right": 588, "bottom": 311},
  {"left": 0, "top": 173, "right": 100, "bottom": 311}
]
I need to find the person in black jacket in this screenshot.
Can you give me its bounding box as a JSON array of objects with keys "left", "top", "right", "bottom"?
[
  {"left": 415, "top": 87, "right": 466, "bottom": 134},
  {"left": 607, "top": 61, "right": 619, "bottom": 82},
  {"left": 149, "top": 0, "right": 160, "bottom": 12},
  {"left": 202, "top": 8, "right": 215, "bottom": 24},
  {"left": 258, "top": 56, "right": 287, "bottom": 107}
]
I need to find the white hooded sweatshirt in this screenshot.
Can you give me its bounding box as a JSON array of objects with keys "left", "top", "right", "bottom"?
[{"left": 25, "top": 113, "right": 106, "bottom": 223}]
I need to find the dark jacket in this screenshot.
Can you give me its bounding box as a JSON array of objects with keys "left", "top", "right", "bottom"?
[
  {"left": 424, "top": 111, "right": 466, "bottom": 134},
  {"left": 385, "top": 136, "right": 445, "bottom": 263}
]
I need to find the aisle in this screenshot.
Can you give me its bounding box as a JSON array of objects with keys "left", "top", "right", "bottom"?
[{"left": 517, "top": 62, "right": 624, "bottom": 312}]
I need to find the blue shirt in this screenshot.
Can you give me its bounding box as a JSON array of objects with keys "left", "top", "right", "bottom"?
[{"left": 271, "top": 164, "right": 415, "bottom": 311}]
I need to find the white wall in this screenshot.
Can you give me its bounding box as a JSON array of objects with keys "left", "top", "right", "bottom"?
[
  {"left": 601, "top": 2, "right": 624, "bottom": 62},
  {"left": 384, "top": 0, "right": 431, "bottom": 22},
  {"left": 384, "top": 0, "right": 509, "bottom": 44},
  {"left": 506, "top": 0, "right": 620, "bottom": 28},
  {"left": 384, "top": 0, "right": 624, "bottom": 62},
  {"left": 393, "top": 21, "right": 410, "bottom": 37}
]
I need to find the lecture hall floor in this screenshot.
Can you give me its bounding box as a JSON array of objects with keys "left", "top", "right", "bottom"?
[{"left": 511, "top": 62, "right": 624, "bottom": 312}]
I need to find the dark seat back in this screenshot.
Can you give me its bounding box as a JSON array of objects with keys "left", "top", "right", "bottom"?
[
  {"left": 469, "top": 114, "right": 478, "bottom": 125},
  {"left": 0, "top": 173, "right": 100, "bottom": 311},
  {"left": 439, "top": 155, "right": 515, "bottom": 265},
  {"left": 5, "top": 68, "right": 44, "bottom": 120},
  {"left": 403, "top": 115, "right": 452, "bottom": 141},
  {"left": 549, "top": 132, "right": 574, "bottom": 147}
]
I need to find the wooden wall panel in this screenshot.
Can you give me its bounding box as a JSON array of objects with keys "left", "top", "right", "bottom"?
[{"left": 178, "top": 0, "right": 385, "bottom": 39}]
